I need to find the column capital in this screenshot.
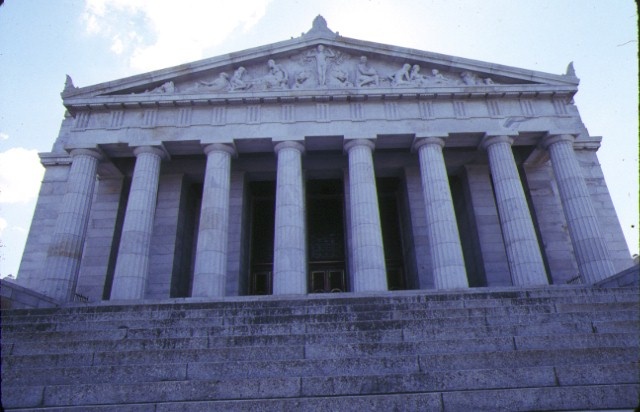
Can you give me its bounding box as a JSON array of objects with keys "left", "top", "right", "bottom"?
[
  {"left": 132, "top": 145, "right": 169, "bottom": 160},
  {"left": 541, "top": 133, "right": 575, "bottom": 149},
  {"left": 274, "top": 140, "right": 305, "bottom": 155},
  {"left": 480, "top": 134, "right": 514, "bottom": 150},
  {"left": 413, "top": 136, "right": 446, "bottom": 151},
  {"left": 69, "top": 148, "right": 103, "bottom": 161},
  {"left": 203, "top": 143, "right": 237, "bottom": 157},
  {"left": 344, "top": 138, "right": 375, "bottom": 153}
]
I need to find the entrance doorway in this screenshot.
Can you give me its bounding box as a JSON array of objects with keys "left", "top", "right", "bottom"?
[
  {"left": 378, "top": 177, "right": 408, "bottom": 290},
  {"left": 248, "top": 181, "right": 275, "bottom": 295},
  {"left": 307, "top": 179, "right": 347, "bottom": 293}
]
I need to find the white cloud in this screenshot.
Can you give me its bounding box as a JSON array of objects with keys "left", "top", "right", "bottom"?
[
  {"left": 0, "top": 217, "right": 7, "bottom": 236},
  {"left": 0, "top": 132, "right": 8, "bottom": 141},
  {"left": 0, "top": 148, "right": 44, "bottom": 204},
  {"left": 82, "top": 0, "right": 273, "bottom": 72}
]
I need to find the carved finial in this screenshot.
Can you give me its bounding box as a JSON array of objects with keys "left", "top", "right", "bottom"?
[
  {"left": 63, "top": 74, "right": 77, "bottom": 94},
  {"left": 304, "top": 15, "right": 335, "bottom": 38},
  {"left": 312, "top": 15, "right": 328, "bottom": 30},
  {"left": 565, "top": 61, "right": 576, "bottom": 77}
]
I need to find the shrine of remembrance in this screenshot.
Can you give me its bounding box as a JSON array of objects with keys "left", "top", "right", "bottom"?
[{"left": 16, "top": 16, "right": 633, "bottom": 303}]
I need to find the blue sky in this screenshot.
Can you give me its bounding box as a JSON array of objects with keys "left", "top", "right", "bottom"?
[{"left": 0, "top": 0, "right": 637, "bottom": 277}]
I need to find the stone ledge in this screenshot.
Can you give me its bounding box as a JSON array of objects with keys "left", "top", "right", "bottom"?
[
  {"left": 595, "top": 264, "right": 640, "bottom": 288},
  {"left": 0, "top": 279, "right": 59, "bottom": 310}
]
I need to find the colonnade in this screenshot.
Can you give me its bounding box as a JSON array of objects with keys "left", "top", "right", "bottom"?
[{"left": 41, "top": 134, "right": 616, "bottom": 301}]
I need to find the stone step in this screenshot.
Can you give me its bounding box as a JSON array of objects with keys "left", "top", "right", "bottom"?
[
  {"left": 2, "top": 365, "right": 638, "bottom": 410},
  {"left": 4, "top": 349, "right": 637, "bottom": 395},
  {"left": 3, "top": 293, "right": 637, "bottom": 326},
  {"left": 303, "top": 332, "right": 638, "bottom": 359},
  {"left": 10, "top": 316, "right": 634, "bottom": 347},
  {"left": 2, "top": 347, "right": 638, "bottom": 385},
  {"left": 3, "top": 303, "right": 636, "bottom": 337},
  {"left": 5, "top": 385, "right": 639, "bottom": 412},
  {"left": 4, "top": 314, "right": 636, "bottom": 357},
  {"left": 7, "top": 332, "right": 634, "bottom": 372},
  {"left": 3, "top": 285, "right": 637, "bottom": 321}
]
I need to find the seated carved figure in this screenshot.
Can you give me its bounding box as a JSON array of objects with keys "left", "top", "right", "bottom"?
[
  {"left": 460, "top": 71, "right": 476, "bottom": 85},
  {"left": 229, "top": 67, "right": 251, "bottom": 91},
  {"left": 430, "top": 69, "right": 448, "bottom": 84},
  {"left": 262, "top": 59, "right": 289, "bottom": 89},
  {"left": 409, "top": 64, "right": 428, "bottom": 86},
  {"left": 356, "top": 56, "right": 379, "bottom": 87}
]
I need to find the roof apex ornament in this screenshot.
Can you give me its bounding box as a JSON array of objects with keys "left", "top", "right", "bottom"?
[
  {"left": 304, "top": 15, "right": 336, "bottom": 38},
  {"left": 565, "top": 61, "right": 576, "bottom": 77}
]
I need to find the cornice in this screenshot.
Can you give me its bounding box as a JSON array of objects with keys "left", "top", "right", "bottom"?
[{"left": 63, "top": 84, "right": 577, "bottom": 113}]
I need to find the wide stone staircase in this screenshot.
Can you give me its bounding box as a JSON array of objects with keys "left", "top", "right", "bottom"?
[{"left": 1, "top": 285, "right": 639, "bottom": 411}]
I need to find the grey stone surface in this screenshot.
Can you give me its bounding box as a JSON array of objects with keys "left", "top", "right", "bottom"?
[
  {"left": 543, "top": 134, "right": 616, "bottom": 283},
  {"left": 111, "top": 146, "right": 165, "bottom": 299},
  {"left": 482, "top": 135, "right": 548, "bottom": 286},
  {"left": 42, "top": 149, "right": 102, "bottom": 301},
  {"left": 3, "top": 286, "right": 639, "bottom": 410},
  {"left": 273, "top": 141, "right": 307, "bottom": 294},
  {"left": 192, "top": 144, "right": 235, "bottom": 297},
  {"left": 415, "top": 136, "right": 468, "bottom": 289}
]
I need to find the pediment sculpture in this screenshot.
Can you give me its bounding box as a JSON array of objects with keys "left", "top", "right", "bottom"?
[{"left": 134, "top": 45, "right": 502, "bottom": 96}]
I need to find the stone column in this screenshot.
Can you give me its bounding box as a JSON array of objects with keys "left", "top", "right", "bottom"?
[
  {"left": 191, "top": 144, "right": 236, "bottom": 297},
  {"left": 542, "top": 134, "right": 615, "bottom": 283},
  {"left": 272, "top": 141, "right": 307, "bottom": 295},
  {"left": 110, "top": 146, "right": 165, "bottom": 300},
  {"left": 345, "top": 139, "right": 387, "bottom": 292},
  {"left": 42, "top": 149, "right": 102, "bottom": 301},
  {"left": 481, "top": 135, "right": 548, "bottom": 286},
  {"left": 415, "top": 137, "right": 469, "bottom": 289}
]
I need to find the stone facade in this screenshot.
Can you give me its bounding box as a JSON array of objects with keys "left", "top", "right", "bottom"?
[{"left": 17, "top": 16, "right": 633, "bottom": 302}]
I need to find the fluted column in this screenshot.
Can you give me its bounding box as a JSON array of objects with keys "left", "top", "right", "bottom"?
[
  {"left": 415, "top": 137, "right": 469, "bottom": 289},
  {"left": 542, "top": 134, "right": 615, "bottom": 283},
  {"left": 191, "top": 143, "right": 236, "bottom": 297},
  {"left": 345, "top": 139, "right": 387, "bottom": 292},
  {"left": 272, "top": 141, "right": 307, "bottom": 294},
  {"left": 481, "top": 135, "right": 548, "bottom": 286},
  {"left": 110, "top": 146, "right": 165, "bottom": 300},
  {"left": 42, "top": 149, "right": 102, "bottom": 301}
]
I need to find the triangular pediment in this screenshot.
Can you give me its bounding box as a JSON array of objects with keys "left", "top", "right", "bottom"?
[{"left": 62, "top": 16, "right": 579, "bottom": 106}]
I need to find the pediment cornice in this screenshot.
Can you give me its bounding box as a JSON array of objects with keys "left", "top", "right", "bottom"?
[{"left": 62, "top": 16, "right": 579, "bottom": 112}]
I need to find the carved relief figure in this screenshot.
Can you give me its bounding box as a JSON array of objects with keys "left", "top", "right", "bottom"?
[
  {"left": 460, "top": 71, "right": 477, "bottom": 85},
  {"left": 430, "top": 69, "right": 448, "bottom": 84},
  {"left": 197, "top": 72, "right": 230, "bottom": 91},
  {"left": 293, "top": 70, "right": 312, "bottom": 89},
  {"left": 328, "top": 68, "right": 353, "bottom": 88},
  {"left": 409, "top": 64, "right": 428, "bottom": 86},
  {"left": 148, "top": 81, "right": 175, "bottom": 94},
  {"left": 483, "top": 77, "right": 495, "bottom": 85},
  {"left": 229, "top": 67, "right": 251, "bottom": 91},
  {"left": 262, "top": 59, "right": 289, "bottom": 90},
  {"left": 356, "top": 56, "right": 379, "bottom": 87},
  {"left": 390, "top": 63, "right": 412, "bottom": 86},
  {"left": 306, "top": 44, "right": 335, "bottom": 86}
]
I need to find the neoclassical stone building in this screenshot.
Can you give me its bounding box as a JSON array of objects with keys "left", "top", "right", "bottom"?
[{"left": 17, "top": 17, "right": 632, "bottom": 302}]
